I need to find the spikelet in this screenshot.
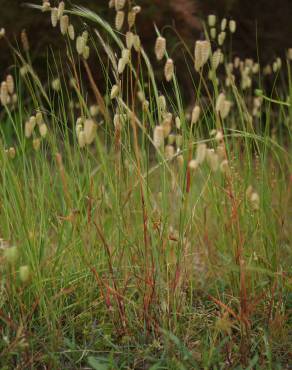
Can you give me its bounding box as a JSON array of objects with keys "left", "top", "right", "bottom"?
[
  {"left": 25, "top": 121, "right": 33, "bottom": 138},
  {"left": 0, "top": 82, "right": 8, "bottom": 105},
  {"left": 195, "top": 143, "right": 207, "bottom": 164},
  {"left": 8, "top": 147, "right": 16, "bottom": 159},
  {"left": 6, "top": 75, "right": 14, "bottom": 94},
  {"left": 90, "top": 105, "right": 99, "bottom": 117},
  {"left": 221, "top": 18, "right": 227, "bottom": 31},
  {"left": 137, "top": 90, "right": 145, "bottom": 102},
  {"left": 21, "top": 29, "right": 30, "bottom": 51},
  {"left": 51, "top": 7, "right": 58, "bottom": 27},
  {"left": 39, "top": 124, "right": 48, "bottom": 137},
  {"left": 168, "top": 134, "right": 175, "bottom": 145},
  {"left": 76, "top": 123, "right": 83, "bottom": 136},
  {"left": 118, "top": 58, "right": 126, "bottom": 74},
  {"left": 212, "top": 49, "right": 222, "bottom": 70},
  {"left": 287, "top": 48, "right": 292, "bottom": 61},
  {"left": 60, "top": 15, "right": 69, "bottom": 35},
  {"left": 42, "top": 1, "right": 51, "bottom": 12},
  {"left": 175, "top": 117, "right": 181, "bottom": 130},
  {"left": 220, "top": 159, "right": 230, "bottom": 175},
  {"left": 162, "top": 113, "right": 172, "bottom": 137},
  {"left": 155, "top": 36, "right": 166, "bottom": 61},
  {"left": 108, "top": 0, "right": 115, "bottom": 8},
  {"left": 110, "top": 84, "right": 120, "bottom": 99},
  {"left": 76, "top": 36, "right": 85, "bottom": 55},
  {"left": 143, "top": 100, "right": 149, "bottom": 111},
  {"left": 33, "top": 138, "right": 41, "bottom": 151},
  {"left": 84, "top": 119, "right": 97, "bottom": 145},
  {"left": 218, "top": 32, "right": 226, "bottom": 46},
  {"left": 188, "top": 159, "right": 199, "bottom": 170},
  {"left": 57, "top": 1, "right": 65, "bottom": 19},
  {"left": 215, "top": 131, "right": 224, "bottom": 143},
  {"left": 229, "top": 20, "right": 236, "bottom": 33},
  {"left": 208, "top": 14, "right": 216, "bottom": 27},
  {"left": 132, "top": 6, "right": 142, "bottom": 13},
  {"left": 68, "top": 24, "right": 75, "bottom": 40},
  {"left": 252, "top": 63, "right": 259, "bottom": 74},
  {"left": 128, "top": 10, "right": 136, "bottom": 29},
  {"left": 78, "top": 131, "right": 86, "bottom": 148},
  {"left": 164, "top": 59, "right": 174, "bottom": 81},
  {"left": 115, "top": 11, "right": 125, "bottom": 31},
  {"left": 158, "top": 95, "right": 167, "bottom": 112},
  {"left": 153, "top": 126, "right": 164, "bottom": 149},
  {"left": 250, "top": 192, "right": 260, "bottom": 211},
  {"left": 194, "top": 40, "right": 211, "bottom": 71},
  {"left": 165, "top": 145, "right": 175, "bottom": 160},
  {"left": 191, "top": 105, "right": 201, "bottom": 125},
  {"left": 115, "top": 0, "right": 126, "bottom": 11},
  {"left": 82, "top": 31, "right": 89, "bottom": 43},
  {"left": 3, "top": 246, "right": 18, "bottom": 263},
  {"left": 126, "top": 31, "right": 134, "bottom": 49},
  {"left": 83, "top": 46, "right": 90, "bottom": 60},
  {"left": 52, "top": 78, "right": 61, "bottom": 91},
  {"left": 215, "top": 93, "right": 226, "bottom": 114},
  {"left": 221, "top": 100, "right": 232, "bottom": 119},
  {"left": 176, "top": 134, "right": 183, "bottom": 148},
  {"left": 133, "top": 35, "right": 141, "bottom": 52},
  {"left": 210, "top": 27, "right": 217, "bottom": 40},
  {"left": 206, "top": 149, "right": 219, "bottom": 171},
  {"left": 35, "top": 112, "right": 43, "bottom": 125},
  {"left": 122, "top": 48, "right": 130, "bottom": 63}
]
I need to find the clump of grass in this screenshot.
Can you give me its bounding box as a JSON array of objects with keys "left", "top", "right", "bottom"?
[{"left": 0, "top": 1, "right": 291, "bottom": 368}]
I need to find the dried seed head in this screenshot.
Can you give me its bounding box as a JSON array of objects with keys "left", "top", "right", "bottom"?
[
  {"left": 287, "top": 48, "right": 292, "bottom": 61},
  {"left": 90, "top": 105, "right": 99, "bottom": 117},
  {"left": 60, "top": 15, "right": 69, "bottom": 35},
  {"left": 168, "top": 133, "right": 176, "bottom": 145},
  {"left": 218, "top": 31, "right": 226, "bottom": 46},
  {"left": 8, "top": 147, "right": 16, "bottom": 159},
  {"left": 29, "top": 115, "right": 37, "bottom": 129},
  {"left": 76, "top": 35, "right": 85, "bottom": 55},
  {"left": 122, "top": 48, "right": 130, "bottom": 63},
  {"left": 126, "top": 31, "right": 134, "bottom": 49},
  {"left": 206, "top": 149, "right": 219, "bottom": 171},
  {"left": 77, "top": 131, "right": 86, "bottom": 148},
  {"left": 191, "top": 105, "right": 201, "bottom": 124},
  {"left": 19, "top": 265, "right": 30, "bottom": 282},
  {"left": 127, "top": 10, "right": 136, "bottom": 29},
  {"left": 4, "top": 246, "right": 18, "bottom": 263},
  {"left": 6, "top": 75, "right": 14, "bottom": 94},
  {"left": 42, "top": 1, "right": 51, "bottom": 12},
  {"left": 68, "top": 24, "right": 75, "bottom": 40},
  {"left": 25, "top": 121, "right": 33, "bottom": 138},
  {"left": 110, "top": 84, "right": 120, "bottom": 99},
  {"left": 84, "top": 119, "right": 97, "bottom": 145},
  {"left": 221, "top": 18, "right": 227, "bottom": 31},
  {"left": 176, "top": 134, "right": 183, "bottom": 148},
  {"left": 33, "top": 138, "right": 41, "bottom": 151},
  {"left": 208, "top": 14, "right": 216, "bottom": 27},
  {"left": 220, "top": 159, "right": 230, "bottom": 175},
  {"left": 250, "top": 192, "right": 260, "bottom": 211},
  {"left": 165, "top": 145, "right": 175, "bottom": 160},
  {"left": 39, "top": 123, "right": 48, "bottom": 137},
  {"left": 155, "top": 36, "right": 166, "bottom": 61},
  {"left": 177, "top": 154, "right": 184, "bottom": 167},
  {"left": 158, "top": 95, "right": 167, "bottom": 112},
  {"left": 164, "top": 58, "right": 174, "bottom": 81},
  {"left": 229, "top": 20, "right": 236, "bottom": 33},
  {"left": 115, "top": 10, "right": 125, "bottom": 31},
  {"left": 188, "top": 159, "right": 199, "bottom": 170},
  {"left": 175, "top": 116, "right": 181, "bottom": 130},
  {"left": 153, "top": 126, "right": 165, "bottom": 149},
  {"left": 76, "top": 123, "right": 83, "bottom": 136},
  {"left": 195, "top": 143, "right": 207, "bottom": 164},
  {"left": 51, "top": 7, "right": 58, "bottom": 27},
  {"left": 83, "top": 45, "right": 90, "bottom": 60},
  {"left": 212, "top": 49, "right": 222, "bottom": 70},
  {"left": 108, "top": 0, "right": 115, "bottom": 8},
  {"left": 118, "top": 57, "right": 126, "bottom": 74},
  {"left": 52, "top": 78, "right": 61, "bottom": 91},
  {"left": 82, "top": 31, "right": 89, "bottom": 43},
  {"left": 132, "top": 6, "right": 142, "bottom": 14},
  {"left": 210, "top": 27, "right": 217, "bottom": 39},
  {"left": 0, "top": 82, "right": 8, "bottom": 105},
  {"left": 57, "top": 1, "right": 65, "bottom": 19},
  {"left": 194, "top": 40, "right": 211, "bottom": 71},
  {"left": 115, "top": 0, "right": 126, "bottom": 11},
  {"left": 215, "top": 93, "right": 226, "bottom": 114},
  {"left": 133, "top": 35, "right": 141, "bottom": 52},
  {"left": 162, "top": 113, "right": 172, "bottom": 138},
  {"left": 215, "top": 130, "right": 224, "bottom": 143},
  {"left": 221, "top": 100, "right": 232, "bottom": 119},
  {"left": 21, "top": 29, "right": 30, "bottom": 52}
]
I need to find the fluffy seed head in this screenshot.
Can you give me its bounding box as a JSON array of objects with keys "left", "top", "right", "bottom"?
[
  {"left": 208, "top": 14, "right": 216, "bottom": 27},
  {"left": 164, "top": 58, "right": 174, "bottom": 81},
  {"left": 132, "top": 6, "right": 142, "bottom": 14},
  {"left": 126, "top": 31, "right": 134, "bottom": 49},
  {"left": 90, "top": 105, "right": 99, "bottom": 117},
  {"left": 221, "top": 100, "right": 232, "bottom": 119},
  {"left": 155, "top": 36, "right": 166, "bottom": 61},
  {"left": 84, "top": 119, "right": 97, "bottom": 145},
  {"left": 165, "top": 145, "right": 175, "bottom": 160},
  {"left": 158, "top": 95, "right": 167, "bottom": 112},
  {"left": 76, "top": 36, "right": 85, "bottom": 55},
  {"left": 39, "top": 123, "right": 48, "bottom": 137},
  {"left": 206, "top": 149, "right": 219, "bottom": 171},
  {"left": 68, "top": 24, "right": 75, "bottom": 40},
  {"left": 188, "top": 159, "right": 199, "bottom": 170},
  {"left": 153, "top": 126, "right": 165, "bottom": 149},
  {"left": 221, "top": 18, "right": 227, "bottom": 31},
  {"left": 42, "top": 1, "right": 51, "bottom": 12},
  {"left": 218, "top": 31, "right": 226, "bottom": 46},
  {"left": 115, "top": 11, "right": 125, "bottom": 30},
  {"left": 195, "top": 40, "right": 211, "bottom": 71},
  {"left": 215, "top": 93, "right": 226, "bottom": 114},
  {"left": 162, "top": 113, "right": 172, "bottom": 138},
  {"left": 0, "top": 82, "right": 8, "bottom": 105},
  {"left": 229, "top": 20, "right": 236, "bottom": 33},
  {"left": 33, "top": 138, "right": 41, "bottom": 151},
  {"left": 191, "top": 105, "right": 201, "bottom": 124},
  {"left": 210, "top": 27, "right": 217, "bottom": 39},
  {"left": 78, "top": 131, "right": 86, "bottom": 148},
  {"left": 6, "top": 75, "right": 14, "bottom": 94},
  {"left": 83, "top": 46, "right": 90, "bottom": 60},
  {"left": 57, "top": 1, "right": 65, "bottom": 19},
  {"left": 195, "top": 143, "right": 207, "bottom": 164},
  {"left": 19, "top": 265, "right": 30, "bottom": 282},
  {"left": 110, "top": 84, "right": 120, "bottom": 99},
  {"left": 51, "top": 7, "right": 58, "bottom": 27},
  {"left": 60, "top": 15, "right": 69, "bottom": 35}
]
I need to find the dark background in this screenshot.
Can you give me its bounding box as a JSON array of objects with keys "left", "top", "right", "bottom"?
[{"left": 1, "top": 0, "right": 292, "bottom": 89}]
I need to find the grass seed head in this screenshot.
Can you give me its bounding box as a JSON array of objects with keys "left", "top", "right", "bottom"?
[
  {"left": 3, "top": 246, "right": 18, "bottom": 264},
  {"left": 83, "top": 45, "right": 90, "bottom": 60},
  {"left": 77, "top": 131, "right": 86, "bottom": 148},
  {"left": 68, "top": 24, "right": 75, "bottom": 40},
  {"left": 84, "top": 119, "right": 97, "bottom": 145},
  {"left": 8, "top": 147, "right": 16, "bottom": 159},
  {"left": 60, "top": 15, "right": 69, "bottom": 35},
  {"left": 165, "top": 145, "right": 175, "bottom": 160},
  {"left": 39, "top": 123, "right": 48, "bottom": 137},
  {"left": 126, "top": 31, "right": 134, "bottom": 49},
  {"left": 155, "top": 36, "right": 166, "bottom": 61},
  {"left": 221, "top": 18, "right": 227, "bottom": 31},
  {"left": 153, "top": 126, "right": 165, "bottom": 149},
  {"left": 6, "top": 75, "right": 14, "bottom": 95},
  {"left": 51, "top": 8, "right": 58, "bottom": 27},
  {"left": 0, "top": 82, "right": 8, "bottom": 106},
  {"left": 164, "top": 58, "right": 174, "bottom": 81},
  {"left": 133, "top": 35, "right": 141, "bottom": 52},
  {"left": 42, "top": 1, "right": 51, "bottom": 12},
  {"left": 218, "top": 31, "right": 226, "bottom": 46},
  {"left": 110, "top": 84, "right": 120, "bottom": 99},
  {"left": 195, "top": 143, "right": 207, "bottom": 164},
  {"left": 195, "top": 40, "right": 211, "bottom": 71},
  {"left": 52, "top": 78, "right": 61, "bottom": 91},
  {"left": 57, "top": 1, "right": 65, "bottom": 19},
  {"left": 210, "top": 27, "right": 217, "bottom": 39},
  {"left": 19, "top": 265, "right": 30, "bottom": 283},
  {"left": 191, "top": 105, "right": 201, "bottom": 124},
  {"left": 206, "top": 149, "right": 219, "bottom": 171},
  {"left": 21, "top": 29, "right": 30, "bottom": 52},
  {"left": 115, "top": 0, "right": 126, "bottom": 11},
  {"left": 76, "top": 35, "right": 85, "bottom": 55},
  {"left": 188, "top": 159, "right": 199, "bottom": 170},
  {"left": 229, "top": 20, "right": 237, "bottom": 33},
  {"left": 115, "top": 10, "right": 125, "bottom": 31},
  {"left": 128, "top": 10, "right": 136, "bottom": 29},
  {"left": 33, "top": 138, "right": 41, "bottom": 151},
  {"left": 208, "top": 14, "right": 216, "bottom": 27}
]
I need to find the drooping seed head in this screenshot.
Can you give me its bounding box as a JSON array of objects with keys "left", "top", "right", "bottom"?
[
  {"left": 29, "top": 115, "right": 37, "bottom": 129},
  {"left": 221, "top": 100, "right": 232, "bottom": 119},
  {"left": 155, "top": 36, "right": 166, "bottom": 61},
  {"left": 127, "top": 10, "right": 136, "bottom": 29},
  {"left": 57, "top": 1, "right": 65, "bottom": 19},
  {"left": 210, "top": 27, "right": 216, "bottom": 39},
  {"left": 21, "top": 29, "right": 30, "bottom": 51},
  {"left": 215, "top": 93, "right": 226, "bottom": 114},
  {"left": 208, "top": 14, "right": 216, "bottom": 27},
  {"left": 175, "top": 116, "right": 181, "bottom": 130},
  {"left": 158, "top": 95, "right": 167, "bottom": 112},
  {"left": 115, "top": 0, "right": 126, "bottom": 11},
  {"left": 39, "top": 123, "right": 48, "bottom": 137},
  {"left": 118, "top": 57, "right": 126, "bottom": 74},
  {"left": 153, "top": 126, "right": 165, "bottom": 149},
  {"left": 188, "top": 159, "right": 199, "bottom": 170},
  {"left": 33, "top": 138, "right": 41, "bottom": 151},
  {"left": 42, "top": 1, "right": 51, "bottom": 12},
  {"left": 115, "top": 10, "right": 125, "bottom": 30},
  {"left": 60, "top": 15, "right": 69, "bottom": 35},
  {"left": 206, "top": 149, "right": 219, "bottom": 171},
  {"left": 250, "top": 192, "right": 260, "bottom": 211},
  {"left": 221, "top": 18, "right": 227, "bottom": 31},
  {"left": 8, "top": 147, "right": 16, "bottom": 159},
  {"left": 164, "top": 58, "right": 174, "bottom": 81},
  {"left": 194, "top": 40, "right": 211, "bottom": 71},
  {"left": 68, "top": 24, "right": 75, "bottom": 40},
  {"left": 218, "top": 31, "right": 226, "bottom": 46},
  {"left": 110, "top": 84, "right": 120, "bottom": 99},
  {"left": 6, "top": 75, "right": 14, "bottom": 94},
  {"left": 76, "top": 36, "right": 85, "bottom": 55},
  {"left": 175, "top": 134, "right": 183, "bottom": 148},
  {"left": 133, "top": 35, "right": 141, "bottom": 51},
  {"left": 83, "top": 46, "right": 90, "bottom": 60},
  {"left": 195, "top": 143, "right": 207, "bottom": 164},
  {"left": 126, "top": 31, "right": 134, "bottom": 49},
  {"left": 0, "top": 28, "right": 5, "bottom": 38},
  {"left": 78, "top": 131, "right": 86, "bottom": 148},
  {"left": 165, "top": 145, "right": 175, "bottom": 160},
  {"left": 220, "top": 159, "right": 230, "bottom": 175},
  {"left": 19, "top": 265, "right": 30, "bottom": 282},
  {"left": 84, "top": 119, "right": 97, "bottom": 145},
  {"left": 212, "top": 49, "right": 222, "bottom": 70},
  {"left": 90, "top": 105, "right": 99, "bottom": 117},
  {"left": 52, "top": 78, "right": 61, "bottom": 91},
  {"left": 229, "top": 20, "right": 236, "bottom": 33},
  {"left": 122, "top": 48, "right": 130, "bottom": 63},
  {"left": 191, "top": 105, "right": 201, "bottom": 124},
  {"left": 132, "top": 6, "right": 142, "bottom": 14},
  {"left": 51, "top": 7, "right": 58, "bottom": 27},
  {"left": 0, "top": 82, "right": 8, "bottom": 105}
]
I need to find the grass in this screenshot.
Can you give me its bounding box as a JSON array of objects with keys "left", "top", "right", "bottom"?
[{"left": 0, "top": 2, "right": 291, "bottom": 369}]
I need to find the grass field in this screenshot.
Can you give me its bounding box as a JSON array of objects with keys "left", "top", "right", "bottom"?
[{"left": 0, "top": 2, "right": 291, "bottom": 369}]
